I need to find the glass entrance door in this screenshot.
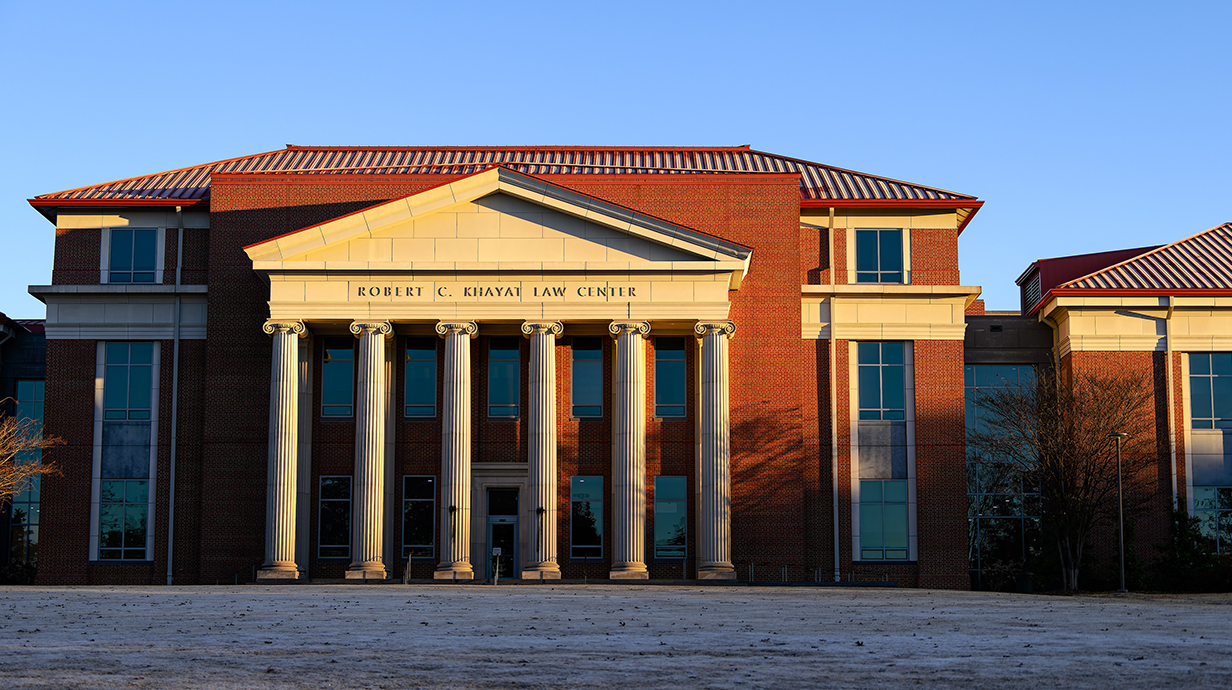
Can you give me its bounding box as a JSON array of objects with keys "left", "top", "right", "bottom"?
[{"left": 486, "top": 488, "right": 518, "bottom": 579}]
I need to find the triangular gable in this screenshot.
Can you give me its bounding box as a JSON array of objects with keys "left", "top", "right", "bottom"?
[
  {"left": 244, "top": 166, "right": 752, "bottom": 285},
  {"left": 1061, "top": 223, "right": 1232, "bottom": 291}
]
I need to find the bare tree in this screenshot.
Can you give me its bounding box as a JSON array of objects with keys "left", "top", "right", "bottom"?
[
  {"left": 967, "top": 362, "right": 1155, "bottom": 591},
  {"left": 0, "top": 408, "right": 60, "bottom": 509}
]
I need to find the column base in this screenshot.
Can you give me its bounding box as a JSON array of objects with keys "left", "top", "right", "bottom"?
[
  {"left": 609, "top": 565, "right": 649, "bottom": 580},
  {"left": 433, "top": 568, "right": 475, "bottom": 580},
  {"left": 697, "top": 569, "right": 737, "bottom": 581},
  {"left": 256, "top": 565, "right": 301, "bottom": 581},
  {"left": 345, "top": 565, "right": 387, "bottom": 580},
  {"left": 521, "top": 569, "right": 562, "bottom": 580}
]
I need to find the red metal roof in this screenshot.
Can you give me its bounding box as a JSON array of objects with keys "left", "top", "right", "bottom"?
[
  {"left": 1059, "top": 223, "right": 1232, "bottom": 291},
  {"left": 31, "top": 145, "right": 977, "bottom": 205}
]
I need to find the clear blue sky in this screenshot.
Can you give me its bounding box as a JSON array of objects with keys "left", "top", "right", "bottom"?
[{"left": 2, "top": 0, "right": 1229, "bottom": 315}]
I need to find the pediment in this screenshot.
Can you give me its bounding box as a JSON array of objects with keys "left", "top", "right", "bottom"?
[{"left": 245, "top": 167, "right": 751, "bottom": 285}]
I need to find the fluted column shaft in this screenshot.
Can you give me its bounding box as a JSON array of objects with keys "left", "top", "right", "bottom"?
[
  {"left": 347, "top": 321, "right": 392, "bottom": 579},
  {"left": 610, "top": 320, "right": 651, "bottom": 579},
  {"left": 261, "top": 320, "right": 306, "bottom": 578},
  {"left": 522, "top": 321, "right": 563, "bottom": 578},
  {"left": 696, "top": 321, "right": 736, "bottom": 579},
  {"left": 435, "top": 321, "right": 478, "bottom": 579}
]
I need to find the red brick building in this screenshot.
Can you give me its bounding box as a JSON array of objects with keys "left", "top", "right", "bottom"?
[{"left": 26, "top": 146, "right": 988, "bottom": 586}]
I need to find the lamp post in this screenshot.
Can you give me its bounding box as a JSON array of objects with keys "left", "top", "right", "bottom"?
[{"left": 1108, "top": 431, "right": 1129, "bottom": 593}]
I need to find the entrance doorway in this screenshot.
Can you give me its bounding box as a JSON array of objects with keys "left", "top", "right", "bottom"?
[{"left": 486, "top": 488, "right": 518, "bottom": 579}]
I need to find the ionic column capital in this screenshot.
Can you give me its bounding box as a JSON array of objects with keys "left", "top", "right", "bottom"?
[
  {"left": 263, "top": 320, "right": 308, "bottom": 337},
  {"left": 694, "top": 321, "right": 736, "bottom": 339},
  {"left": 608, "top": 320, "right": 651, "bottom": 339},
  {"left": 521, "top": 321, "right": 563, "bottom": 338},
  {"left": 349, "top": 321, "right": 393, "bottom": 338},
  {"left": 435, "top": 321, "right": 479, "bottom": 339}
]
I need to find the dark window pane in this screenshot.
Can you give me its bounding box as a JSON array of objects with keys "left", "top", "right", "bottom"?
[
  {"left": 319, "top": 503, "right": 350, "bottom": 551},
  {"left": 126, "top": 480, "right": 149, "bottom": 504},
  {"left": 1191, "top": 353, "right": 1211, "bottom": 375},
  {"left": 106, "top": 342, "right": 129, "bottom": 364},
  {"left": 572, "top": 358, "right": 603, "bottom": 416},
  {"left": 656, "top": 360, "right": 686, "bottom": 408},
  {"left": 405, "top": 360, "right": 436, "bottom": 407},
  {"left": 1192, "top": 378, "right": 1214, "bottom": 420},
  {"left": 405, "top": 476, "right": 434, "bottom": 500},
  {"left": 1213, "top": 376, "right": 1232, "bottom": 420},
  {"left": 133, "top": 229, "right": 157, "bottom": 271},
  {"left": 488, "top": 360, "right": 519, "bottom": 412},
  {"left": 125, "top": 504, "right": 148, "bottom": 548},
  {"left": 322, "top": 346, "right": 354, "bottom": 413},
  {"left": 110, "top": 230, "right": 133, "bottom": 272},
  {"left": 104, "top": 366, "right": 129, "bottom": 411},
  {"left": 881, "top": 365, "right": 905, "bottom": 411},
  {"left": 861, "top": 480, "right": 883, "bottom": 503},
  {"left": 1213, "top": 353, "right": 1232, "bottom": 376},
  {"left": 321, "top": 476, "right": 351, "bottom": 500},
  {"left": 862, "top": 549, "right": 883, "bottom": 560},
  {"left": 883, "top": 504, "right": 908, "bottom": 549},
  {"left": 857, "top": 342, "right": 880, "bottom": 365},
  {"left": 100, "top": 505, "right": 123, "bottom": 548},
  {"left": 879, "top": 230, "right": 903, "bottom": 273},
  {"left": 130, "top": 343, "right": 154, "bottom": 364},
  {"left": 881, "top": 342, "right": 904, "bottom": 365},
  {"left": 860, "top": 504, "right": 883, "bottom": 548},
  {"left": 656, "top": 476, "right": 688, "bottom": 501},
  {"left": 403, "top": 501, "right": 434, "bottom": 549},
  {"left": 858, "top": 366, "right": 881, "bottom": 411},
  {"left": 571, "top": 501, "right": 602, "bottom": 548},
  {"left": 884, "top": 480, "right": 907, "bottom": 503},
  {"left": 855, "top": 230, "right": 878, "bottom": 272},
  {"left": 128, "top": 365, "right": 152, "bottom": 411}
]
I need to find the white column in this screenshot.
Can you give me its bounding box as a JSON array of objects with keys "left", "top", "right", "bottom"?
[
  {"left": 609, "top": 320, "right": 650, "bottom": 579},
  {"left": 346, "top": 320, "right": 392, "bottom": 579},
  {"left": 521, "top": 321, "right": 563, "bottom": 579},
  {"left": 435, "top": 321, "right": 478, "bottom": 579},
  {"left": 259, "top": 320, "right": 306, "bottom": 579},
  {"left": 695, "top": 321, "right": 737, "bottom": 580}
]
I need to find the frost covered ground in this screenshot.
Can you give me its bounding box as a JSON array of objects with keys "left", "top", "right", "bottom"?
[{"left": 1, "top": 584, "right": 1230, "bottom": 689}]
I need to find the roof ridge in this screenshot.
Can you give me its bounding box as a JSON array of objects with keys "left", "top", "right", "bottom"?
[{"left": 1059, "top": 223, "right": 1232, "bottom": 289}]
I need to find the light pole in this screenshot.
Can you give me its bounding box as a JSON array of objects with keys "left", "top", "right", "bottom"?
[{"left": 1108, "top": 431, "right": 1129, "bottom": 593}]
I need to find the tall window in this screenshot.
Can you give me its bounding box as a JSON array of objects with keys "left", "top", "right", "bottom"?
[
  {"left": 654, "top": 337, "right": 686, "bottom": 417},
  {"left": 859, "top": 479, "right": 908, "bottom": 560},
  {"left": 108, "top": 228, "right": 157, "bottom": 283},
  {"left": 570, "top": 476, "right": 603, "bottom": 559},
  {"left": 9, "top": 381, "right": 44, "bottom": 567},
  {"left": 322, "top": 342, "right": 354, "bottom": 417},
  {"left": 319, "top": 476, "right": 351, "bottom": 559},
  {"left": 572, "top": 337, "right": 603, "bottom": 417},
  {"left": 104, "top": 342, "right": 153, "bottom": 420},
  {"left": 1190, "top": 353, "right": 1232, "bottom": 429},
  {"left": 654, "top": 476, "right": 687, "bottom": 560},
  {"left": 965, "top": 364, "right": 1041, "bottom": 588},
  {"left": 858, "top": 342, "right": 905, "bottom": 420},
  {"left": 402, "top": 475, "right": 435, "bottom": 559},
  {"left": 405, "top": 338, "right": 437, "bottom": 417},
  {"left": 855, "top": 228, "right": 903, "bottom": 284},
  {"left": 99, "top": 342, "right": 154, "bottom": 561},
  {"left": 488, "top": 337, "right": 520, "bottom": 417}
]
